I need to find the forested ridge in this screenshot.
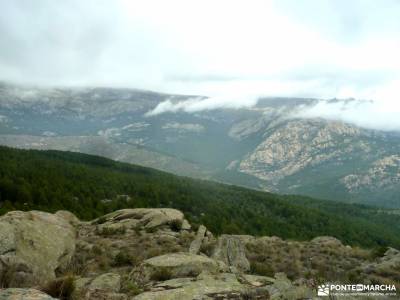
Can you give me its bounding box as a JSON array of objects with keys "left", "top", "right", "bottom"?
[{"left": 0, "top": 146, "right": 399, "bottom": 248}]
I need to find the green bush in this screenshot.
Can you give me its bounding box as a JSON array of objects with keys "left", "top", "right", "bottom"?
[{"left": 250, "top": 261, "right": 274, "bottom": 277}]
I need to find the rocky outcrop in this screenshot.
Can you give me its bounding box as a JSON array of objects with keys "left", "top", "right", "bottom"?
[
  {"left": 241, "top": 274, "right": 275, "bottom": 287},
  {"left": 266, "top": 273, "right": 314, "bottom": 300},
  {"left": 310, "top": 236, "right": 344, "bottom": 247},
  {"left": 131, "top": 253, "right": 224, "bottom": 284},
  {"left": 93, "top": 208, "right": 189, "bottom": 232},
  {"left": 239, "top": 120, "right": 364, "bottom": 182},
  {"left": 55, "top": 210, "right": 81, "bottom": 227},
  {"left": 189, "top": 225, "right": 207, "bottom": 254},
  {"left": 1, "top": 207, "right": 398, "bottom": 299},
  {"left": 361, "top": 247, "right": 400, "bottom": 284},
  {"left": 212, "top": 235, "right": 250, "bottom": 273},
  {"left": 0, "top": 211, "right": 76, "bottom": 287},
  {"left": 0, "top": 288, "right": 56, "bottom": 300},
  {"left": 88, "top": 273, "right": 121, "bottom": 293},
  {"left": 341, "top": 155, "right": 400, "bottom": 192},
  {"left": 133, "top": 272, "right": 257, "bottom": 300},
  {"left": 71, "top": 274, "right": 126, "bottom": 300},
  {"left": 73, "top": 273, "right": 126, "bottom": 300},
  {"left": 132, "top": 269, "right": 307, "bottom": 300}
]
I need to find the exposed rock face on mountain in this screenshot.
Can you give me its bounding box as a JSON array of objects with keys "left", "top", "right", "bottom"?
[
  {"left": 238, "top": 120, "right": 364, "bottom": 182},
  {"left": 0, "top": 210, "right": 76, "bottom": 287},
  {"left": 1, "top": 83, "right": 399, "bottom": 207},
  {"left": 0, "top": 83, "right": 400, "bottom": 207},
  {"left": 0, "top": 208, "right": 399, "bottom": 299},
  {"left": 341, "top": 155, "right": 400, "bottom": 192}
]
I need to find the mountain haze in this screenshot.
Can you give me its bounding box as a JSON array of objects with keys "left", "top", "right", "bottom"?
[{"left": 0, "top": 82, "right": 399, "bottom": 207}]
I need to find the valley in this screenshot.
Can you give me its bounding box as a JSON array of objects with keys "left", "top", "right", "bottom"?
[{"left": 0, "top": 82, "right": 399, "bottom": 207}]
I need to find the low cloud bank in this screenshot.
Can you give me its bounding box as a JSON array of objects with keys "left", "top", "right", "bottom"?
[
  {"left": 294, "top": 99, "right": 400, "bottom": 132},
  {"left": 145, "top": 86, "right": 400, "bottom": 132},
  {"left": 294, "top": 80, "right": 400, "bottom": 132},
  {"left": 145, "top": 94, "right": 260, "bottom": 116}
]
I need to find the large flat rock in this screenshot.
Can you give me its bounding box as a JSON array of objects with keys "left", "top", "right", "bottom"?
[
  {"left": 0, "top": 288, "right": 56, "bottom": 300},
  {"left": 131, "top": 252, "right": 224, "bottom": 284},
  {"left": 0, "top": 211, "right": 76, "bottom": 286}
]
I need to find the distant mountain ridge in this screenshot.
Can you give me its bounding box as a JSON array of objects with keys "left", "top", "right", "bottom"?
[{"left": 0, "top": 82, "right": 399, "bottom": 207}]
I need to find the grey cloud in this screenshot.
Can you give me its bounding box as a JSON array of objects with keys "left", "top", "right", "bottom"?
[{"left": 0, "top": 0, "right": 399, "bottom": 133}]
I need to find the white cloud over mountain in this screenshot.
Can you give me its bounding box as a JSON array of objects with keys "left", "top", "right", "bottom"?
[{"left": 0, "top": 0, "right": 399, "bottom": 130}]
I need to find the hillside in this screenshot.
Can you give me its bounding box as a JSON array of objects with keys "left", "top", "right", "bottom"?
[
  {"left": 1, "top": 146, "right": 400, "bottom": 249},
  {"left": 1, "top": 83, "right": 399, "bottom": 208}
]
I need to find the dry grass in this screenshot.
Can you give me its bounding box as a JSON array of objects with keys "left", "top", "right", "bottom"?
[
  {"left": 0, "top": 263, "right": 33, "bottom": 288},
  {"left": 41, "top": 275, "right": 75, "bottom": 300},
  {"left": 245, "top": 238, "right": 366, "bottom": 282}
]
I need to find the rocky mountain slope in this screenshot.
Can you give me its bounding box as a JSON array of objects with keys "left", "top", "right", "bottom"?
[
  {"left": 0, "top": 209, "right": 399, "bottom": 299},
  {"left": 0, "top": 82, "right": 399, "bottom": 207}
]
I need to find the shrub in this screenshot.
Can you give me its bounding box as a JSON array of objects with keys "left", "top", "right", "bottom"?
[
  {"left": 351, "top": 247, "right": 371, "bottom": 259},
  {"left": 93, "top": 216, "right": 107, "bottom": 225},
  {"left": 145, "top": 226, "right": 157, "bottom": 233},
  {"left": 347, "top": 270, "right": 362, "bottom": 283},
  {"left": 146, "top": 248, "right": 164, "bottom": 258},
  {"left": 41, "top": 275, "right": 75, "bottom": 300},
  {"left": 250, "top": 261, "right": 274, "bottom": 277},
  {"left": 133, "top": 226, "right": 142, "bottom": 236},
  {"left": 169, "top": 219, "right": 182, "bottom": 232},
  {"left": 66, "top": 251, "right": 90, "bottom": 276},
  {"left": 92, "top": 244, "right": 103, "bottom": 255},
  {"left": 200, "top": 241, "right": 216, "bottom": 256},
  {"left": 0, "top": 263, "right": 31, "bottom": 288},
  {"left": 97, "top": 226, "right": 126, "bottom": 236},
  {"left": 150, "top": 268, "right": 173, "bottom": 281},
  {"left": 113, "top": 251, "right": 137, "bottom": 267},
  {"left": 96, "top": 255, "right": 110, "bottom": 270},
  {"left": 122, "top": 281, "right": 143, "bottom": 296},
  {"left": 241, "top": 288, "right": 270, "bottom": 300},
  {"left": 370, "top": 246, "right": 389, "bottom": 259}
]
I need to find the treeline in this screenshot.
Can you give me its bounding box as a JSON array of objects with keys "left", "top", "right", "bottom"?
[{"left": 0, "top": 146, "right": 400, "bottom": 249}]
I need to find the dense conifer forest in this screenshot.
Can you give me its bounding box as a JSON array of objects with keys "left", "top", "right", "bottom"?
[{"left": 1, "top": 146, "right": 399, "bottom": 249}]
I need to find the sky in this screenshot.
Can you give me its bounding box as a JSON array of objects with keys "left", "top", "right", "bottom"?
[{"left": 1, "top": 0, "right": 400, "bottom": 129}]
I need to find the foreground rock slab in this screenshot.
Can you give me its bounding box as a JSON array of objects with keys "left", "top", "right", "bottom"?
[
  {"left": 131, "top": 252, "right": 224, "bottom": 284},
  {"left": 0, "top": 211, "right": 76, "bottom": 286},
  {"left": 94, "top": 208, "right": 190, "bottom": 232},
  {"left": 0, "top": 288, "right": 56, "bottom": 300},
  {"left": 189, "top": 225, "right": 207, "bottom": 254},
  {"left": 212, "top": 235, "right": 251, "bottom": 273},
  {"left": 132, "top": 272, "right": 249, "bottom": 300}
]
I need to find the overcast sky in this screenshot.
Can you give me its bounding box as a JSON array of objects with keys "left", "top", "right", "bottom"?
[{"left": 1, "top": 0, "right": 400, "bottom": 127}]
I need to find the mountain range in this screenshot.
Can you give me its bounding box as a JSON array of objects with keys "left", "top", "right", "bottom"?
[{"left": 0, "top": 82, "right": 399, "bottom": 208}]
